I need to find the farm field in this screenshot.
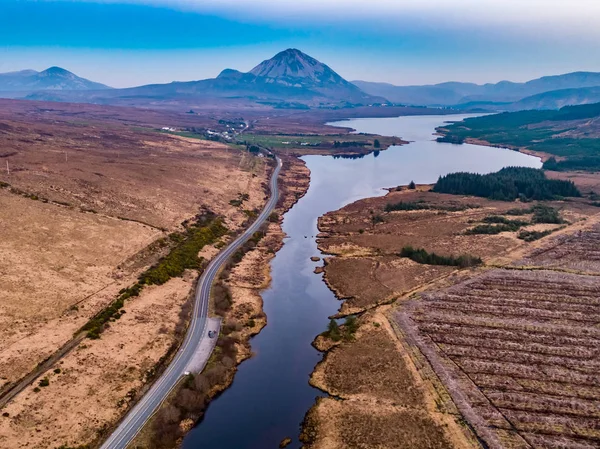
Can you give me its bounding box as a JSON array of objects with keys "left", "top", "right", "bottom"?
[
  {"left": 519, "top": 220, "right": 600, "bottom": 273},
  {"left": 241, "top": 133, "right": 405, "bottom": 155},
  {"left": 394, "top": 217, "right": 600, "bottom": 449}
]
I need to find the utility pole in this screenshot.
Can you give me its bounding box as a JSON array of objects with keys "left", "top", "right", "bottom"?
[
  {"left": 6, "top": 160, "right": 9, "bottom": 176},
  {"left": 65, "top": 151, "right": 68, "bottom": 163}
]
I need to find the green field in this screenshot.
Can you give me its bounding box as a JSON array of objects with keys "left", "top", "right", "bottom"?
[{"left": 241, "top": 134, "right": 326, "bottom": 147}]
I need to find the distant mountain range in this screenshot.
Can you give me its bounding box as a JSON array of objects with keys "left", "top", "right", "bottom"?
[
  {"left": 2, "top": 51, "right": 600, "bottom": 111},
  {"left": 354, "top": 72, "right": 600, "bottom": 110},
  {"left": 4, "top": 49, "right": 383, "bottom": 108},
  {"left": 0, "top": 67, "right": 111, "bottom": 93}
]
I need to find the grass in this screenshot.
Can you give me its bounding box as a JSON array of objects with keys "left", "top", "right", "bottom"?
[
  {"left": 158, "top": 129, "right": 207, "bottom": 140},
  {"left": 242, "top": 134, "right": 325, "bottom": 147},
  {"left": 240, "top": 133, "right": 394, "bottom": 151}
]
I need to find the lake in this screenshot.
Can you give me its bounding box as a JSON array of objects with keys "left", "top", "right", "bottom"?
[{"left": 182, "top": 114, "right": 541, "bottom": 449}]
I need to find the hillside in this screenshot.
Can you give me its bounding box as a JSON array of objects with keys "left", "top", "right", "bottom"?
[
  {"left": 355, "top": 72, "right": 600, "bottom": 109},
  {"left": 437, "top": 102, "right": 600, "bottom": 171},
  {"left": 0, "top": 67, "right": 111, "bottom": 92},
  {"left": 508, "top": 86, "right": 600, "bottom": 111}
]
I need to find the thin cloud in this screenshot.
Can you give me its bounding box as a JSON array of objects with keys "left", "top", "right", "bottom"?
[
  {"left": 77, "top": 0, "right": 600, "bottom": 25},
  {"left": 62, "top": 0, "right": 600, "bottom": 40}
]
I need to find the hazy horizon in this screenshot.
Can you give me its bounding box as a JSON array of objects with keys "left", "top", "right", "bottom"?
[{"left": 1, "top": 0, "right": 600, "bottom": 88}]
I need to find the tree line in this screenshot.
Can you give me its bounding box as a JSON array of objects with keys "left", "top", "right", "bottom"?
[{"left": 432, "top": 167, "right": 580, "bottom": 201}]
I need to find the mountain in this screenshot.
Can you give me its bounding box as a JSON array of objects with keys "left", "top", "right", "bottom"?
[
  {"left": 354, "top": 72, "right": 600, "bottom": 109},
  {"left": 351, "top": 81, "right": 465, "bottom": 106},
  {"left": 14, "top": 49, "right": 384, "bottom": 108},
  {"left": 113, "top": 48, "right": 381, "bottom": 107},
  {"left": 249, "top": 48, "right": 364, "bottom": 97},
  {"left": 0, "top": 67, "right": 111, "bottom": 92}
]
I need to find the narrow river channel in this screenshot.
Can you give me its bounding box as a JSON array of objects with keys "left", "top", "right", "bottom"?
[{"left": 182, "top": 114, "right": 542, "bottom": 449}]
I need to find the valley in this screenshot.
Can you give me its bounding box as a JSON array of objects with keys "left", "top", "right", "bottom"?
[{"left": 1, "top": 39, "right": 600, "bottom": 449}]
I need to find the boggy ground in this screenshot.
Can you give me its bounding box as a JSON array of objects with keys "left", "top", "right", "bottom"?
[
  {"left": 306, "top": 312, "right": 475, "bottom": 449},
  {"left": 305, "top": 181, "right": 600, "bottom": 449},
  {"left": 0, "top": 103, "right": 271, "bottom": 448}
]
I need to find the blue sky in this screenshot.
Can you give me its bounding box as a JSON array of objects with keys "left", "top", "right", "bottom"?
[{"left": 1, "top": 0, "right": 599, "bottom": 87}]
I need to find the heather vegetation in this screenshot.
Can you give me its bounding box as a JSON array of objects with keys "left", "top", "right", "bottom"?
[
  {"left": 400, "top": 246, "right": 482, "bottom": 268},
  {"left": 81, "top": 217, "right": 228, "bottom": 339},
  {"left": 384, "top": 200, "right": 478, "bottom": 213},
  {"left": 432, "top": 167, "right": 580, "bottom": 201},
  {"left": 518, "top": 229, "right": 558, "bottom": 242}
]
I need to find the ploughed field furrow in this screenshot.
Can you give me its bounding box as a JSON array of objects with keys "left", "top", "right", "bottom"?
[
  {"left": 412, "top": 311, "right": 600, "bottom": 340},
  {"left": 470, "top": 374, "right": 600, "bottom": 401},
  {"left": 441, "top": 346, "right": 600, "bottom": 375},
  {"left": 452, "top": 357, "right": 600, "bottom": 387},
  {"left": 521, "top": 432, "right": 600, "bottom": 449},
  {"left": 407, "top": 268, "right": 600, "bottom": 448},
  {"left": 420, "top": 323, "right": 600, "bottom": 352},
  {"left": 431, "top": 291, "right": 600, "bottom": 310},
  {"left": 468, "top": 280, "right": 600, "bottom": 296},
  {"left": 522, "top": 228, "right": 600, "bottom": 273},
  {"left": 422, "top": 300, "right": 600, "bottom": 325},
  {"left": 429, "top": 332, "right": 598, "bottom": 360},
  {"left": 483, "top": 390, "right": 600, "bottom": 419},
  {"left": 455, "top": 269, "right": 600, "bottom": 291},
  {"left": 499, "top": 408, "right": 600, "bottom": 441}
]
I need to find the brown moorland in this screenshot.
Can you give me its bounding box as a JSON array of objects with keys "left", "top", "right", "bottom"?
[
  {"left": 0, "top": 100, "right": 273, "bottom": 448},
  {"left": 317, "top": 188, "right": 598, "bottom": 315},
  {"left": 128, "top": 156, "right": 311, "bottom": 449},
  {"left": 305, "top": 314, "right": 477, "bottom": 449}
]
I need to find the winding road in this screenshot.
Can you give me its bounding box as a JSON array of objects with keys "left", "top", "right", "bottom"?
[{"left": 101, "top": 156, "right": 282, "bottom": 449}]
